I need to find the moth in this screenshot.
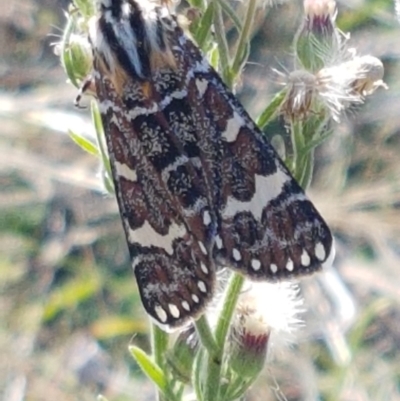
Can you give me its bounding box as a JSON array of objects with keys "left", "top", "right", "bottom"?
[{"left": 81, "top": 0, "right": 334, "bottom": 329}]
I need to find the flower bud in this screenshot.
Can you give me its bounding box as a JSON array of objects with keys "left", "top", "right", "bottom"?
[
  {"left": 228, "top": 306, "right": 270, "bottom": 379},
  {"left": 167, "top": 326, "right": 198, "bottom": 383},
  {"left": 294, "top": 0, "right": 341, "bottom": 72},
  {"left": 63, "top": 33, "right": 93, "bottom": 85},
  {"left": 227, "top": 282, "right": 304, "bottom": 381}
]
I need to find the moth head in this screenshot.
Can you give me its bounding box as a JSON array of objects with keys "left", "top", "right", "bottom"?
[{"left": 89, "top": 0, "right": 177, "bottom": 90}]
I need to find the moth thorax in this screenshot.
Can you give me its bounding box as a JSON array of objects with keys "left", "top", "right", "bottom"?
[{"left": 90, "top": 0, "right": 177, "bottom": 85}]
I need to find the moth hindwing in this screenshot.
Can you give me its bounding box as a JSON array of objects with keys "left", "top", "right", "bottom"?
[{"left": 85, "top": 0, "right": 334, "bottom": 329}]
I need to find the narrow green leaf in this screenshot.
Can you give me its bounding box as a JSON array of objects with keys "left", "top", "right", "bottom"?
[
  {"left": 195, "top": 2, "right": 215, "bottom": 50},
  {"left": 192, "top": 349, "right": 206, "bottom": 401},
  {"left": 91, "top": 100, "right": 105, "bottom": 138},
  {"left": 230, "top": 0, "right": 257, "bottom": 79},
  {"left": 101, "top": 170, "right": 115, "bottom": 194},
  {"left": 225, "top": 377, "right": 254, "bottom": 401},
  {"left": 301, "top": 128, "right": 332, "bottom": 154},
  {"left": 73, "top": 0, "right": 95, "bottom": 18},
  {"left": 129, "top": 345, "right": 168, "bottom": 394},
  {"left": 43, "top": 274, "right": 101, "bottom": 321},
  {"left": 91, "top": 316, "right": 148, "bottom": 339},
  {"left": 68, "top": 130, "right": 99, "bottom": 156},
  {"left": 216, "top": 0, "right": 243, "bottom": 32},
  {"left": 91, "top": 101, "right": 113, "bottom": 184},
  {"left": 256, "top": 89, "right": 287, "bottom": 129},
  {"left": 209, "top": 44, "right": 220, "bottom": 71},
  {"left": 187, "top": 0, "right": 206, "bottom": 11},
  {"left": 213, "top": 2, "right": 232, "bottom": 85}
]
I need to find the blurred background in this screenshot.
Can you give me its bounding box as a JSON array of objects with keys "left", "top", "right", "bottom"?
[{"left": 1, "top": 0, "right": 399, "bottom": 400}]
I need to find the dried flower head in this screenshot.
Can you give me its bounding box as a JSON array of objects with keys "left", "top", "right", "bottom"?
[
  {"left": 278, "top": 54, "right": 387, "bottom": 121},
  {"left": 316, "top": 55, "right": 387, "bottom": 120}
]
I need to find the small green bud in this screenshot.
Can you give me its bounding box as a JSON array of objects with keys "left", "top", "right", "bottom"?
[
  {"left": 166, "top": 327, "right": 198, "bottom": 383},
  {"left": 72, "top": 0, "right": 95, "bottom": 19},
  {"left": 62, "top": 32, "right": 92, "bottom": 86},
  {"left": 228, "top": 309, "right": 270, "bottom": 380},
  {"left": 294, "top": 0, "right": 341, "bottom": 72}
]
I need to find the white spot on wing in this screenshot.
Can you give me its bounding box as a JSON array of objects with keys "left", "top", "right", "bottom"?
[
  {"left": 200, "top": 262, "right": 208, "bottom": 274},
  {"left": 195, "top": 78, "right": 208, "bottom": 97},
  {"left": 197, "top": 281, "right": 207, "bottom": 293},
  {"left": 222, "top": 111, "right": 245, "bottom": 142},
  {"left": 215, "top": 235, "right": 223, "bottom": 249},
  {"left": 127, "top": 221, "right": 186, "bottom": 255},
  {"left": 182, "top": 301, "right": 190, "bottom": 311},
  {"left": 232, "top": 248, "right": 242, "bottom": 261},
  {"left": 270, "top": 264, "right": 278, "bottom": 274},
  {"left": 301, "top": 250, "right": 311, "bottom": 266},
  {"left": 192, "top": 294, "right": 199, "bottom": 303},
  {"left": 222, "top": 169, "right": 291, "bottom": 220},
  {"left": 202, "top": 210, "right": 212, "bottom": 226},
  {"left": 169, "top": 303, "right": 180, "bottom": 318},
  {"left": 286, "top": 258, "right": 294, "bottom": 271},
  {"left": 251, "top": 259, "right": 261, "bottom": 271},
  {"left": 198, "top": 241, "right": 207, "bottom": 255},
  {"left": 315, "top": 242, "right": 326, "bottom": 261},
  {"left": 115, "top": 161, "right": 137, "bottom": 182},
  {"left": 154, "top": 305, "right": 168, "bottom": 323}
]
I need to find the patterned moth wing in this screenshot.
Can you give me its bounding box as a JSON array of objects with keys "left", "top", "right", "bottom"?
[{"left": 86, "top": 0, "right": 334, "bottom": 329}]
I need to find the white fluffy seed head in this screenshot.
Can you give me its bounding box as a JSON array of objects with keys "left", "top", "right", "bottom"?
[{"left": 232, "top": 281, "right": 305, "bottom": 352}]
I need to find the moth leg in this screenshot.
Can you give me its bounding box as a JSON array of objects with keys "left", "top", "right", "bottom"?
[{"left": 74, "top": 74, "right": 96, "bottom": 108}]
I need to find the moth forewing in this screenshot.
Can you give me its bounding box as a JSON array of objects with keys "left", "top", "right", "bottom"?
[{"left": 83, "top": 0, "right": 334, "bottom": 329}]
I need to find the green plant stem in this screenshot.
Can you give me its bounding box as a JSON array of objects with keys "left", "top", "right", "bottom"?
[
  {"left": 202, "top": 273, "right": 245, "bottom": 401},
  {"left": 298, "top": 149, "right": 314, "bottom": 189},
  {"left": 231, "top": 0, "right": 257, "bottom": 78},
  {"left": 216, "top": 0, "right": 243, "bottom": 32},
  {"left": 212, "top": 1, "right": 231, "bottom": 85},
  {"left": 204, "top": 351, "right": 223, "bottom": 401},
  {"left": 195, "top": 316, "right": 221, "bottom": 401},
  {"left": 256, "top": 89, "right": 288, "bottom": 129},
  {"left": 290, "top": 120, "right": 303, "bottom": 180},
  {"left": 195, "top": 315, "right": 220, "bottom": 357},
  {"left": 294, "top": 115, "right": 330, "bottom": 188},
  {"left": 215, "top": 273, "right": 245, "bottom": 347},
  {"left": 193, "top": 349, "right": 206, "bottom": 401},
  {"left": 151, "top": 324, "right": 169, "bottom": 401},
  {"left": 290, "top": 120, "right": 318, "bottom": 188},
  {"left": 195, "top": 2, "right": 215, "bottom": 50},
  {"left": 152, "top": 324, "right": 169, "bottom": 367}
]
